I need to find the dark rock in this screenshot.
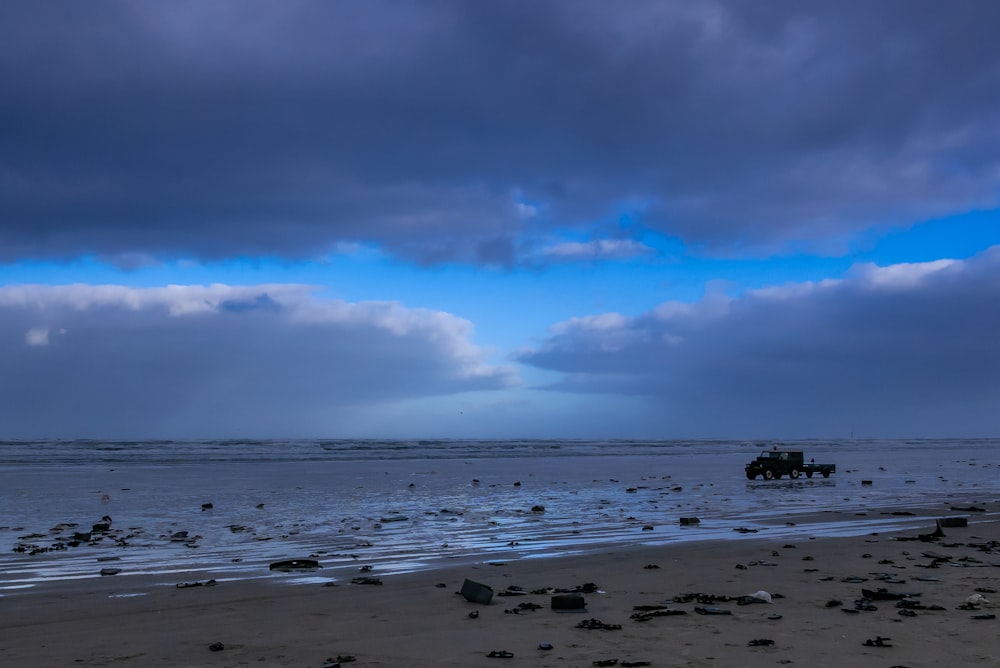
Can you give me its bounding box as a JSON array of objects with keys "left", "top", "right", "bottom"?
[
  {"left": 575, "top": 618, "right": 622, "bottom": 630},
  {"left": 551, "top": 593, "right": 586, "bottom": 610},
  {"left": 177, "top": 579, "right": 217, "bottom": 588},
  {"left": 461, "top": 578, "right": 494, "bottom": 604},
  {"left": 269, "top": 558, "right": 321, "bottom": 571}
]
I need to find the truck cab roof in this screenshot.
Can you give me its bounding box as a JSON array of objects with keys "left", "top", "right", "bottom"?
[{"left": 759, "top": 450, "right": 804, "bottom": 459}]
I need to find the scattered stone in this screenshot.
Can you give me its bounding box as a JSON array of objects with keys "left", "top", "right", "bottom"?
[
  {"left": 269, "top": 559, "right": 320, "bottom": 571},
  {"left": 461, "top": 579, "right": 494, "bottom": 604},
  {"left": 552, "top": 593, "right": 586, "bottom": 610},
  {"left": 862, "top": 636, "right": 892, "bottom": 647},
  {"left": 631, "top": 608, "right": 686, "bottom": 621},
  {"left": 862, "top": 588, "right": 913, "bottom": 601},
  {"left": 575, "top": 618, "right": 622, "bottom": 630},
  {"left": 208, "top": 642, "right": 225, "bottom": 652},
  {"left": 99, "top": 567, "right": 121, "bottom": 576},
  {"left": 177, "top": 579, "right": 217, "bottom": 588},
  {"left": 694, "top": 606, "right": 731, "bottom": 616}
]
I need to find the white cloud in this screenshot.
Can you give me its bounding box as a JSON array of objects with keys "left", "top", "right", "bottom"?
[
  {"left": 515, "top": 202, "right": 538, "bottom": 219},
  {"left": 0, "top": 284, "right": 516, "bottom": 438},
  {"left": 24, "top": 326, "right": 49, "bottom": 346},
  {"left": 850, "top": 259, "right": 958, "bottom": 289},
  {"left": 539, "top": 239, "right": 656, "bottom": 262},
  {"left": 516, "top": 246, "right": 1000, "bottom": 437}
]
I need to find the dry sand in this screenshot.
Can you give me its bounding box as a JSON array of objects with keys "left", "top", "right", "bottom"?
[{"left": 2, "top": 511, "right": 998, "bottom": 668}]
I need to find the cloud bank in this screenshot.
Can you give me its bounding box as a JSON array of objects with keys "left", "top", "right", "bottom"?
[
  {"left": 2, "top": 1, "right": 998, "bottom": 264},
  {"left": 0, "top": 284, "right": 515, "bottom": 437},
  {"left": 516, "top": 247, "right": 1000, "bottom": 437}
]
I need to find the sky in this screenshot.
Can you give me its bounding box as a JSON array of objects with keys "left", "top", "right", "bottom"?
[{"left": 1, "top": 0, "right": 999, "bottom": 440}]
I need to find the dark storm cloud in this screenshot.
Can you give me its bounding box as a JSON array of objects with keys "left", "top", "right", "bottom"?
[
  {"left": 515, "top": 247, "right": 1000, "bottom": 437},
  {"left": 1, "top": 1, "right": 999, "bottom": 263},
  {"left": 0, "top": 284, "right": 515, "bottom": 437}
]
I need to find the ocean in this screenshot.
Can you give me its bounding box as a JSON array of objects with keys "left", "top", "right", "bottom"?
[{"left": 2, "top": 438, "right": 998, "bottom": 593}]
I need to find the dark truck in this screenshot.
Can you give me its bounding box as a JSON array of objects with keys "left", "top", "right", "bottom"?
[{"left": 745, "top": 449, "right": 835, "bottom": 480}]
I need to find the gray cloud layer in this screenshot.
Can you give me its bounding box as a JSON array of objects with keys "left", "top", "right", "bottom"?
[
  {"left": 516, "top": 247, "right": 1000, "bottom": 437},
  {"left": 2, "top": 1, "right": 998, "bottom": 264},
  {"left": 0, "top": 285, "right": 514, "bottom": 437}
]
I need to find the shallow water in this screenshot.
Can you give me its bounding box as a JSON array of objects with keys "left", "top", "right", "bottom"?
[{"left": 1, "top": 438, "right": 998, "bottom": 592}]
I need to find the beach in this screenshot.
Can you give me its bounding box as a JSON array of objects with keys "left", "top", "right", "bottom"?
[
  {"left": 2, "top": 510, "right": 998, "bottom": 668},
  {"left": 2, "top": 439, "right": 999, "bottom": 666}
]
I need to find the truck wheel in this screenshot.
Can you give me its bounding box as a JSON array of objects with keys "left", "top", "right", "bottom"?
[
  {"left": 806, "top": 471, "right": 813, "bottom": 478},
  {"left": 746, "top": 471, "right": 757, "bottom": 480},
  {"left": 763, "top": 469, "right": 774, "bottom": 480},
  {"left": 790, "top": 468, "right": 800, "bottom": 479},
  {"left": 821, "top": 469, "right": 830, "bottom": 478}
]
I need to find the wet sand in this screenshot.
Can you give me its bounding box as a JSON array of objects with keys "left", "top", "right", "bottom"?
[{"left": 1, "top": 507, "right": 998, "bottom": 667}]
